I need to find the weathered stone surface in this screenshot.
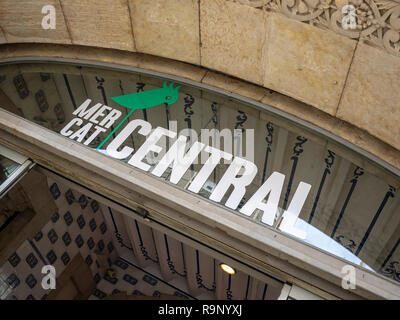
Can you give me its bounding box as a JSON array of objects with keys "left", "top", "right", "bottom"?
[
  {"left": 337, "top": 43, "right": 400, "bottom": 151},
  {"left": 138, "top": 54, "right": 206, "bottom": 82},
  {"left": 0, "top": 0, "right": 71, "bottom": 44},
  {"left": 227, "top": 0, "right": 400, "bottom": 60},
  {"left": 329, "top": 119, "right": 400, "bottom": 173},
  {"left": 0, "top": 26, "right": 6, "bottom": 44},
  {"left": 0, "top": 43, "right": 141, "bottom": 67},
  {"left": 202, "top": 71, "right": 269, "bottom": 101},
  {"left": 60, "top": 0, "right": 135, "bottom": 51},
  {"left": 264, "top": 13, "right": 356, "bottom": 115},
  {"left": 261, "top": 91, "right": 335, "bottom": 132},
  {"left": 200, "top": 0, "right": 268, "bottom": 85},
  {"left": 129, "top": 0, "right": 200, "bottom": 64}
]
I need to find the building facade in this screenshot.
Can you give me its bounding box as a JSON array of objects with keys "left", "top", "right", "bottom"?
[{"left": 0, "top": 0, "right": 399, "bottom": 300}]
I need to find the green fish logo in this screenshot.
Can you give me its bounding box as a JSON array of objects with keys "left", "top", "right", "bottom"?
[{"left": 97, "top": 81, "right": 180, "bottom": 150}]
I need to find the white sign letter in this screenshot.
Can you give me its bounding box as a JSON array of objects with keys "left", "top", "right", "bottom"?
[
  {"left": 41, "top": 265, "right": 56, "bottom": 290},
  {"left": 72, "top": 99, "right": 102, "bottom": 120},
  {"left": 239, "top": 171, "right": 285, "bottom": 226},
  {"left": 152, "top": 135, "right": 205, "bottom": 184},
  {"left": 188, "top": 146, "right": 232, "bottom": 193},
  {"left": 107, "top": 119, "right": 152, "bottom": 159},
  {"left": 278, "top": 182, "right": 311, "bottom": 239},
  {"left": 41, "top": 5, "right": 56, "bottom": 30},
  {"left": 129, "top": 127, "right": 176, "bottom": 171},
  {"left": 209, "top": 157, "right": 257, "bottom": 210},
  {"left": 60, "top": 118, "right": 82, "bottom": 137}
]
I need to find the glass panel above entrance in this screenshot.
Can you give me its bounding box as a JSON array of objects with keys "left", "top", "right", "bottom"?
[
  {"left": 0, "top": 154, "right": 19, "bottom": 185},
  {"left": 0, "top": 144, "right": 32, "bottom": 198},
  {"left": 0, "top": 62, "right": 399, "bottom": 285}
]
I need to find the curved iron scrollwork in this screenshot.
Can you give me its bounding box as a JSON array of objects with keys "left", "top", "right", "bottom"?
[
  {"left": 380, "top": 238, "right": 400, "bottom": 282},
  {"left": 351, "top": 166, "right": 364, "bottom": 183},
  {"left": 136, "top": 82, "right": 148, "bottom": 121},
  {"left": 234, "top": 110, "right": 248, "bottom": 132},
  {"left": 331, "top": 166, "right": 364, "bottom": 237},
  {"left": 265, "top": 122, "right": 274, "bottom": 146},
  {"left": 308, "top": 150, "right": 336, "bottom": 223},
  {"left": 293, "top": 135, "right": 308, "bottom": 156},
  {"left": 113, "top": 230, "right": 133, "bottom": 252},
  {"left": 195, "top": 273, "right": 216, "bottom": 292},
  {"left": 211, "top": 102, "right": 218, "bottom": 127},
  {"left": 164, "top": 234, "right": 186, "bottom": 277},
  {"left": 354, "top": 185, "right": 396, "bottom": 256},
  {"left": 136, "top": 82, "right": 145, "bottom": 92},
  {"left": 226, "top": 274, "right": 233, "bottom": 300},
  {"left": 283, "top": 136, "right": 308, "bottom": 210},
  {"left": 166, "top": 258, "right": 187, "bottom": 277},
  {"left": 380, "top": 261, "right": 400, "bottom": 282},
  {"left": 262, "top": 121, "right": 274, "bottom": 184},
  {"left": 139, "top": 244, "right": 159, "bottom": 264},
  {"left": 135, "top": 220, "right": 159, "bottom": 264},
  {"left": 95, "top": 76, "right": 106, "bottom": 99},
  {"left": 184, "top": 94, "right": 195, "bottom": 130},
  {"left": 108, "top": 207, "right": 133, "bottom": 252},
  {"left": 325, "top": 150, "right": 336, "bottom": 171},
  {"left": 195, "top": 250, "right": 216, "bottom": 292},
  {"left": 165, "top": 101, "right": 170, "bottom": 129},
  {"left": 335, "top": 235, "right": 357, "bottom": 252}
]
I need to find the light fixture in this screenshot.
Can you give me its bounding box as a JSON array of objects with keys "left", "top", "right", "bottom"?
[{"left": 220, "top": 263, "right": 236, "bottom": 275}]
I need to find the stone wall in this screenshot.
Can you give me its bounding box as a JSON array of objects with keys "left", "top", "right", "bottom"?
[{"left": 0, "top": 0, "right": 399, "bottom": 168}]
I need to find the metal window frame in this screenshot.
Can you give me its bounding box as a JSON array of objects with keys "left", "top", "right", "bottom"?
[{"left": 0, "top": 143, "right": 34, "bottom": 198}]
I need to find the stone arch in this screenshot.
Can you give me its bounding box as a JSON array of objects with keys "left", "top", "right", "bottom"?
[{"left": 0, "top": 0, "right": 399, "bottom": 171}]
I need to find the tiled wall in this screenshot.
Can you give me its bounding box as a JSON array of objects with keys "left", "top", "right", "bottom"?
[
  {"left": 0, "top": 172, "right": 281, "bottom": 300},
  {"left": 0, "top": 176, "right": 194, "bottom": 300},
  {"left": 0, "top": 177, "right": 117, "bottom": 300},
  {"left": 90, "top": 257, "right": 191, "bottom": 300}
]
